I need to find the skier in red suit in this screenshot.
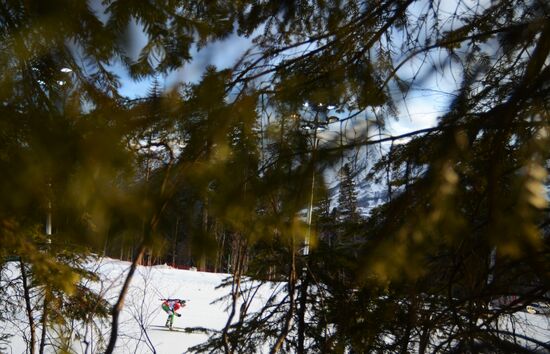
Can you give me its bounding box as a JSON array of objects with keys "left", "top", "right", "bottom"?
[{"left": 161, "top": 299, "right": 186, "bottom": 329}]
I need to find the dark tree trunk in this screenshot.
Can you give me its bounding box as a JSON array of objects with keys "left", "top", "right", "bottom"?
[
  {"left": 20, "top": 260, "right": 36, "bottom": 354},
  {"left": 38, "top": 294, "right": 48, "bottom": 354},
  {"left": 104, "top": 243, "right": 146, "bottom": 354},
  {"left": 297, "top": 273, "right": 309, "bottom": 354},
  {"left": 270, "top": 252, "right": 297, "bottom": 354}
]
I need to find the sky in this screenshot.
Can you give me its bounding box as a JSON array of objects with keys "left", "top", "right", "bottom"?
[
  {"left": 111, "top": 7, "right": 454, "bottom": 133},
  {"left": 108, "top": 0, "right": 464, "bottom": 206},
  {"left": 115, "top": 33, "right": 254, "bottom": 99},
  {"left": 96, "top": 0, "right": 478, "bottom": 142},
  {"left": 124, "top": 21, "right": 454, "bottom": 144}
]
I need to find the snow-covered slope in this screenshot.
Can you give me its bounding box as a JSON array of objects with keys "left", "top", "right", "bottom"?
[
  {"left": 2, "top": 258, "right": 274, "bottom": 354},
  {"left": 98, "top": 259, "right": 233, "bottom": 353},
  {"left": 2, "top": 258, "right": 549, "bottom": 353}
]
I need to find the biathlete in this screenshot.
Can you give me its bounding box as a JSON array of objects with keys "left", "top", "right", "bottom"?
[{"left": 161, "top": 298, "right": 186, "bottom": 329}]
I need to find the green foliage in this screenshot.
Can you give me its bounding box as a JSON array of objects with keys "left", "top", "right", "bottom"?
[
  {"left": 1, "top": 0, "right": 550, "bottom": 352},
  {"left": 336, "top": 163, "right": 359, "bottom": 222}
]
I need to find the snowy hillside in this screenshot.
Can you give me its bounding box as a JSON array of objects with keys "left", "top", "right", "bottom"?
[
  {"left": 2, "top": 258, "right": 549, "bottom": 353},
  {"left": 2, "top": 258, "right": 276, "bottom": 354}
]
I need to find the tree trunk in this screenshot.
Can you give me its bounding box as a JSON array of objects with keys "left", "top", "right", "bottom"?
[
  {"left": 104, "top": 243, "right": 146, "bottom": 354},
  {"left": 222, "top": 235, "right": 246, "bottom": 354},
  {"left": 215, "top": 224, "right": 225, "bottom": 273},
  {"left": 38, "top": 294, "right": 48, "bottom": 354},
  {"left": 200, "top": 198, "right": 209, "bottom": 271},
  {"left": 270, "top": 251, "right": 297, "bottom": 354},
  {"left": 20, "top": 260, "right": 36, "bottom": 354},
  {"left": 172, "top": 218, "right": 179, "bottom": 267},
  {"left": 297, "top": 273, "right": 309, "bottom": 354}
]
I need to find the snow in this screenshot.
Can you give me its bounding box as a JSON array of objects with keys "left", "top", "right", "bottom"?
[
  {"left": 98, "top": 259, "right": 231, "bottom": 353},
  {"left": 2, "top": 258, "right": 549, "bottom": 353},
  {"left": 1, "top": 258, "right": 275, "bottom": 354}
]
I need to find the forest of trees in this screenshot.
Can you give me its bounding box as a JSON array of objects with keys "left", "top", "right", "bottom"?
[{"left": 1, "top": 0, "right": 549, "bottom": 352}]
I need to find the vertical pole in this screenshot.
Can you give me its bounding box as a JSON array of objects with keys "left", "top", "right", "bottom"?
[
  {"left": 46, "top": 183, "right": 52, "bottom": 241},
  {"left": 303, "top": 116, "right": 319, "bottom": 257},
  {"left": 46, "top": 200, "right": 52, "bottom": 236},
  {"left": 299, "top": 112, "right": 321, "bottom": 353},
  {"left": 41, "top": 183, "right": 52, "bottom": 354},
  {"left": 304, "top": 150, "right": 315, "bottom": 256}
]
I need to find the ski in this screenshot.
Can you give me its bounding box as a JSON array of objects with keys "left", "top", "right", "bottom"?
[
  {"left": 151, "top": 327, "right": 185, "bottom": 333},
  {"left": 149, "top": 325, "right": 190, "bottom": 333}
]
